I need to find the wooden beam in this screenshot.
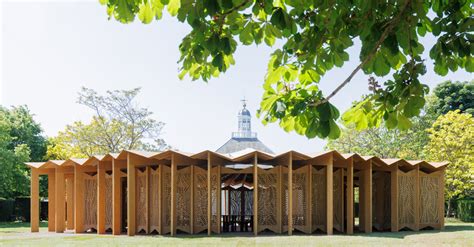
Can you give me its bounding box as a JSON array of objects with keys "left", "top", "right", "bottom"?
[
  {"left": 346, "top": 157, "right": 354, "bottom": 234},
  {"left": 112, "top": 159, "right": 122, "bottom": 235},
  {"left": 288, "top": 152, "right": 293, "bottom": 235},
  {"left": 207, "top": 153, "right": 211, "bottom": 236},
  {"left": 66, "top": 177, "right": 75, "bottom": 230},
  {"left": 48, "top": 170, "right": 56, "bottom": 232},
  {"left": 326, "top": 154, "right": 333, "bottom": 235},
  {"left": 170, "top": 154, "right": 177, "bottom": 236},
  {"left": 74, "top": 166, "right": 84, "bottom": 233},
  {"left": 127, "top": 153, "right": 136, "bottom": 236},
  {"left": 97, "top": 161, "right": 106, "bottom": 234},
  {"left": 391, "top": 164, "right": 399, "bottom": 232},
  {"left": 30, "top": 168, "right": 39, "bottom": 232},
  {"left": 56, "top": 169, "right": 65, "bottom": 233},
  {"left": 253, "top": 153, "right": 258, "bottom": 236}
]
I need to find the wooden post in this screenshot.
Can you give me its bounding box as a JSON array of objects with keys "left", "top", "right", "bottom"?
[
  {"left": 56, "top": 169, "right": 65, "bottom": 233},
  {"left": 30, "top": 168, "right": 39, "bottom": 232},
  {"left": 74, "top": 166, "right": 84, "bottom": 233},
  {"left": 206, "top": 157, "right": 211, "bottom": 235},
  {"left": 127, "top": 153, "right": 136, "bottom": 236},
  {"left": 190, "top": 165, "right": 194, "bottom": 234},
  {"left": 326, "top": 154, "right": 333, "bottom": 235},
  {"left": 48, "top": 170, "right": 56, "bottom": 232},
  {"left": 158, "top": 164, "right": 162, "bottom": 235},
  {"left": 253, "top": 153, "right": 258, "bottom": 236},
  {"left": 146, "top": 166, "right": 150, "bottom": 234},
  {"left": 363, "top": 160, "right": 372, "bottom": 233},
  {"left": 391, "top": 164, "right": 399, "bottom": 232},
  {"left": 66, "top": 176, "right": 75, "bottom": 230},
  {"left": 276, "top": 164, "right": 282, "bottom": 234},
  {"left": 414, "top": 164, "right": 420, "bottom": 231},
  {"left": 97, "top": 161, "right": 106, "bottom": 234},
  {"left": 288, "top": 152, "right": 293, "bottom": 235},
  {"left": 439, "top": 167, "right": 445, "bottom": 230},
  {"left": 170, "top": 154, "right": 177, "bottom": 236},
  {"left": 112, "top": 159, "right": 121, "bottom": 235},
  {"left": 346, "top": 157, "right": 354, "bottom": 234},
  {"left": 307, "top": 163, "right": 312, "bottom": 234},
  {"left": 217, "top": 164, "right": 221, "bottom": 234}
]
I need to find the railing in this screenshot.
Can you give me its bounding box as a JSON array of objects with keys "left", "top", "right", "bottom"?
[{"left": 231, "top": 132, "right": 257, "bottom": 138}]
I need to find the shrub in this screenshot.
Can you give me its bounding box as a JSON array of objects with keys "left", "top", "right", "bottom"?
[
  {"left": 457, "top": 199, "right": 474, "bottom": 222},
  {"left": 0, "top": 197, "right": 15, "bottom": 221}
]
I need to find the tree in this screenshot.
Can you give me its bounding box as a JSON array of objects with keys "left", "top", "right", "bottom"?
[
  {"left": 424, "top": 110, "right": 474, "bottom": 215},
  {"left": 0, "top": 106, "right": 47, "bottom": 199},
  {"left": 98, "top": 0, "right": 472, "bottom": 139},
  {"left": 432, "top": 80, "right": 474, "bottom": 115},
  {"left": 47, "top": 87, "right": 168, "bottom": 159}
]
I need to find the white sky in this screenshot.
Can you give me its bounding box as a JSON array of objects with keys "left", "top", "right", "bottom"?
[{"left": 1, "top": 1, "right": 472, "bottom": 154}]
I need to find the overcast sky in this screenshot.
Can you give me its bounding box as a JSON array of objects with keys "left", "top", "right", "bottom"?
[{"left": 1, "top": 1, "right": 472, "bottom": 154}]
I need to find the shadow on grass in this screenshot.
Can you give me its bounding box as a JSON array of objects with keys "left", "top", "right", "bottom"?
[{"left": 0, "top": 221, "right": 48, "bottom": 229}]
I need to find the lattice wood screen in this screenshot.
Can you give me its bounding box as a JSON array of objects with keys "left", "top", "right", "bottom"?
[
  {"left": 333, "top": 168, "right": 344, "bottom": 232},
  {"left": 420, "top": 171, "right": 441, "bottom": 227},
  {"left": 149, "top": 167, "right": 160, "bottom": 233},
  {"left": 312, "top": 167, "right": 326, "bottom": 232},
  {"left": 398, "top": 169, "right": 416, "bottom": 230},
  {"left": 293, "top": 166, "right": 309, "bottom": 233},
  {"left": 161, "top": 165, "right": 171, "bottom": 234},
  {"left": 257, "top": 167, "right": 279, "bottom": 233},
  {"left": 193, "top": 166, "right": 208, "bottom": 233},
  {"left": 176, "top": 166, "right": 191, "bottom": 233},
  {"left": 84, "top": 173, "right": 97, "bottom": 231},
  {"left": 372, "top": 171, "right": 391, "bottom": 231},
  {"left": 281, "top": 166, "right": 289, "bottom": 232},
  {"left": 136, "top": 168, "right": 148, "bottom": 233},
  {"left": 105, "top": 174, "right": 113, "bottom": 230},
  {"left": 210, "top": 166, "right": 220, "bottom": 233}
]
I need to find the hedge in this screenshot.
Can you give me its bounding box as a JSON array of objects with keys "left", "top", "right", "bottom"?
[
  {"left": 457, "top": 199, "right": 474, "bottom": 222},
  {"left": 0, "top": 198, "right": 15, "bottom": 221}
]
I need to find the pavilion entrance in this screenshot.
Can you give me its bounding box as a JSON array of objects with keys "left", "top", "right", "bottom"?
[{"left": 221, "top": 173, "right": 254, "bottom": 233}]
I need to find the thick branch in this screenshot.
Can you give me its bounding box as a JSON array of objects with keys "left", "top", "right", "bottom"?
[{"left": 311, "top": 0, "right": 411, "bottom": 107}]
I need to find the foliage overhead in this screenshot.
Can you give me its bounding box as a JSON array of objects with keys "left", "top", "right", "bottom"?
[
  {"left": 99, "top": 0, "right": 473, "bottom": 139},
  {"left": 424, "top": 110, "right": 474, "bottom": 209},
  {"left": 432, "top": 80, "right": 474, "bottom": 115},
  {"left": 46, "top": 87, "right": 168, "bottom": 159}
]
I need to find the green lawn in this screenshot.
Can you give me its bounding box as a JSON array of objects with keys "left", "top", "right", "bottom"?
[{"left": 0, "top": 219, "right": 472, "bottom": 246}]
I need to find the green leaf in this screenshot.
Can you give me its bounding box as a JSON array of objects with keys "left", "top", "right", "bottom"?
[
  {"left": 328, "top": 120, "right": 341, "bottom": 139},
  {"left": 212, "top": 53, "right": 224, "bottom": 71},
  {"left": 374, "top": 54, "right": 390, "bottom": 76},
  {"left": 397, "top": 114, "right": 412, "bottom": 130},
  {"left": 138, "top": 2, "right": 154, "bottom": 24},
  {"left": 239, "top": 23, "right": 254, "bottom": 45},
  {"left": 167, "top": 0, "right": 180, "bottom": 16}
]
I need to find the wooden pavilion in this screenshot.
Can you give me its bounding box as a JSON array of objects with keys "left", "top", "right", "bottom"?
[{"left": 26, "top": 149, "right": 447, "bottom": 236}]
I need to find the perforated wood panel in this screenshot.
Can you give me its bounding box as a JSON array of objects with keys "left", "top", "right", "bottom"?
[
  {"left": 136, "top": 169, "right": 147, "bottom": 233},
  {"left": 282, "top": 166, "right": 289, "bottom": 232},
  {"left": 84, "top": 173, "right": 97, "bottom": 231},
  {"left": 149, "top": 167, "right": 160, "bottom": 233},
  {"left": 176, "top": 166, "right": 191, "bottom": 233},
  {"left": 312, "top": 167, "right": 326, "bottom": 232},
  {"left": 293, "top": 166, "right": 309, "bottom": 233},
  {"left": 257, "top": 167, "right": 278, "bottom": 233},
  {"left": 161, "top": 165, "right": 171, "bottom": 234},
  {"left": 105, "top": 174, "right": 113, "bottom": 230},
  {"left": 420, "top": 171, "right": 441, "bottom": 227},
  {"left": 210, "top": 166, "right": 220, "bottom": 233},
  {"left": 398, "top": 169, "right": 416, "bottom": 230},
  {"left": 194, "top": 166, "right": 208, "bottom": 233}
]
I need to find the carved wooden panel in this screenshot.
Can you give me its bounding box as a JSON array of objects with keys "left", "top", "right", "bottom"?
[
  {"left": 176, "top": 166, "right": 191, "bottom": 233},
  {"left": 84, "top": 173, "right": 97, "bottom": 231},
  {"left": 282, "top": 167, "right": 288, "bottom": 231},
  {"left": 398, "top": 170, "right": 416, "bottom": 229},
  {"left": 136, "top": 169, "right": 147, "bottom": 233},
  {"left": 149, "top": 167, "right": 160, "bottom": 233},
  {"left": 194, "top": 166, "right": 208, "bottom": 233},
  {"left": 210, "top": 166, "right": 220, "bottom": 233},
  {"left": 312, "top": 167, "right": 326, "bottom": 232},
  {"left": 293, "top": 166, "right": 309, "bottom": 233},
  {"left": 420, "top": 172, "right": 440, "bottom": 226},
  {"left": 105, "top": 174, "right": 113, "bottom": 230},
  {"left": 161, "top": 165, "right": 171, "bottom": 234},
  {"left": 257, "top": 167, "right": 278, "bottom": 233}
]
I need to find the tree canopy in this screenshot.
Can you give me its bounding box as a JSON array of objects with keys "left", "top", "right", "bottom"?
[
  {"left": 98, "top": 0, "right": 473, "bottom": 139},
  {"left": 432, "top": 80, "right": 474, "bottom": 115},
  {"left": 47, "top": 88, "right": 169, "bottom": 159}
]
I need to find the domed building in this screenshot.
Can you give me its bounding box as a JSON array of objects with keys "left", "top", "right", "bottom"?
[{"left": 216, "top": 100, "right": 273, "bottom": 154}]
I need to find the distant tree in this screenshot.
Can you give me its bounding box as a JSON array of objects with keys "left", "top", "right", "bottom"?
[
  {"left": 0, "top": 106, "right": 47, "bottom": 198},
  {"left": 98, "top": 0, "right": 472, "bottom": 139},
  {"left": 47, "top": 88, "right": 168, "bottom": 159},
  {"left": 424, "top": 110, "right": 474, "bottom": 215},
  {"left": 432, "top": 80, "right": 474, "bottom": 115}
]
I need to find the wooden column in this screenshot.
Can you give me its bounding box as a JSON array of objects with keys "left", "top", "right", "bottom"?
[
  {"left": 346, "top": 157, "right": 354, "bottom": 234},
  {"left": 112, "top": 159, "right": 122, "bottom": 235},
  {"left": 414, "top": 164, "right": 420, "bottom": 231},
  {"left": 74, "top": 166, "right": 84, "bottom": 233},
  {"left": 190, "top": 165, "right": 194, "bottom": 234},
  {"left": 288, "top": 152, "right": 293, "bottom": 235},
  {"left": 253, "top": 153, "right": 258, "bottom": 236},
  {"left": 307, "top": 163, "right": 312, "bottom": 234},
  {"left": 216, "top": 163, "right": 221, "bottom": 234},
  {"left": 276, "top": 164, "right": 282, "bottom": 234},
  {"left": 158, "top": 164, "right": 162, "bottom": 234},
  {"left": 326, "top": 154, "right": 333, "bottom": 235},
  {"left": 66, "top": 176, "right": 75, "bottom": 230},
  {"left": 170, "top": 154, "right": 177, "bottom": 236},
  {"left": 127, "top": 153, "right": 136, "bottom": 236},
  {"left": 439, "top": 167, "right": 445, "bottom": 230},
  {"left": 56, "top": 169, "right": 65, "bottom": 233},
  {"left": 207, "top": 153, "right": 212, "bottom": 236},
  {"left": 362, "top": 160, "right": 372, "bottom": 233},
  {"left": 97, "top": 161, "right": 106, "bottom": 234},
  {"left": 30, "top": 168, "right": 39, "bottom": 232},
  {"left": 146, "top": 166, "right": 150, "bottom": 233},
  {"left": 48, "top": 170, "right": 56, "bottom": 232},
  {"left": 390, "top": 164, "right": 399, "bottom": 232}
]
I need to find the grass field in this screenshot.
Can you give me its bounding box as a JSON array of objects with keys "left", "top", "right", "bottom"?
[{"left": 0, "top": 219, "right": 473, "bottom": 246}]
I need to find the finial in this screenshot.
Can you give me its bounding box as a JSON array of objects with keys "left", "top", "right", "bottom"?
[{"left": 241, "top": 98, "right": 247, "bottom": 108}]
